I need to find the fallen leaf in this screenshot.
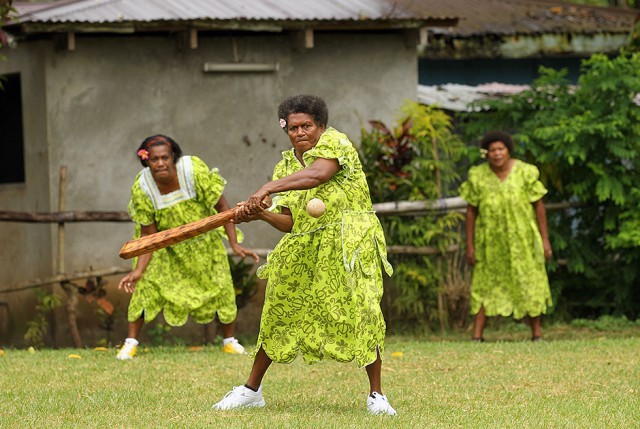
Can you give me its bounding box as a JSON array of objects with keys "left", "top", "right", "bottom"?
[
  {"left": 93, "top": 347, "right": 108, "bottom": 351},
  {"left": 391, "top": 351, "right": 404, "bottom": 357},
  {"left": 68, "top": 354, "right": 82, "bottom": 359},
  {"left": 28, "top": 346, "right": 36, "bottom": 354}
]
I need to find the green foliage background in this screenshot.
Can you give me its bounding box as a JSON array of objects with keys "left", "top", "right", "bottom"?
[
  {"left": 360, "top": 101, "right": 468, "bottom": 331},
  {"left": 459, "top": 53, "right": 640, "bottom": 321},
  {"left": 361, "top": 53, "right": 640, "bottom": 331}
]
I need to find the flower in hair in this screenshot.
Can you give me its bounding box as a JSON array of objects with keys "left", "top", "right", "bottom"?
[
  {"left": 279, "top": 118, "right": 287, "bottom": 129},
  {"left": 137, "top": 149, "right": 150, "bottom": 160},
  {"left": 479, "top": 148, "right": 488, "bottom": 159}
]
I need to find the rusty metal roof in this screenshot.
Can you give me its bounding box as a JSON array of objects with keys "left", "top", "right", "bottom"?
[
  {"left": 395, "top": 0, "right": 638, "bottom": 36},
  {"left": 12, "top": 0, "right": 457, "bottom": 27}
]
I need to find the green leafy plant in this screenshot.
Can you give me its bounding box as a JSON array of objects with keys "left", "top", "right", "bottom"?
[
  {"left": 0, "top": 1, "right": 16, "bottom": 67},
  {"left": 570, "top": 314, "right": 640, "bottom": 330},
  {"left": 24, "top": 289, "right": 62, "bottom": 348},
  {"left": 360, "top": 101, "right": 467, "bottom": 331},
  {"left": 147, "top": 322, "right": 183, "bottom": 346}
]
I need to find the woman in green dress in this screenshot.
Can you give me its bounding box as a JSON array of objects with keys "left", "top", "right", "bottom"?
[
  {"left": 211, "top": 95, "right": 397, "bottom": 416},
  {"left": 116, "top": 134, "right": 258, "bottom": 359},
  {"left": 459, "top": 131, "right": 553, "bottom": 342}
]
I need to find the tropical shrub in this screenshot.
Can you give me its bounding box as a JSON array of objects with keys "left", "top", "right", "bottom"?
[{"left": 360, "top": 101, "right": 468, "bottom": 331}]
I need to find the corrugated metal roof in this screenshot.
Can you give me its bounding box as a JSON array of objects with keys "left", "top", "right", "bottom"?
[
  {"left": 396, "top": 0, "right": 638, "bottom": 36},
  {"left": 11, "top": 1, "right": 72, "bottom": 16},
  {"left": 13, "top": 0, "right": 456, "bottom": 24},
  {"left": 418, "top": 83, "right": 530, "bottom": 111},
  {"left": 11, "top": 0, "right": 636, "bottom": 36}
]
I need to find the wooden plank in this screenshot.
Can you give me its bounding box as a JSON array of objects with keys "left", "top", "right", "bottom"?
[
  {"left": 67, "top": 31, "right": 76, "bottom": 51},
  {"left": 0, "top": 266, "right": 131, "bottom": 294},
  {"left": 373, "top": 196, "right": 467, "bottom": 215},
  {"left": 190, "top": 28, "right": 198, "bottom": 49},
  {"left": 0, "top": 211, "right": 131, "bottom": 222},
  {"left": 291, "top": 28, "right": 314, "bottom": 50}
]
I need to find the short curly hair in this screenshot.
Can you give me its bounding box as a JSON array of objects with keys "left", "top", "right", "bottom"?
[
  {"left": 277, "top": 94, "right": 329, "bottom": 132},
  {"left": 480, "top": 131, "right": 514, "bottom": 154}
]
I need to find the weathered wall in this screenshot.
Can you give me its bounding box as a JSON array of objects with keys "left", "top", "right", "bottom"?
[
  {"left": 0, "top": 41, "right": 54, "bottom": 345},
  {"left": 423, "top": 33, "right": 629, "bottom": 59},
  {"left": 0, "top": 30, "right": 418, "bottom": 347}
]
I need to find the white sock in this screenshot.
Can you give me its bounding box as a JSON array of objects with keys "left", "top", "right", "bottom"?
[
  {"left": 124, "top": 338, "right": 139, "bottom": 346},
  {"left": 222, "top": 337, "right": 235, "bottom": 346}
]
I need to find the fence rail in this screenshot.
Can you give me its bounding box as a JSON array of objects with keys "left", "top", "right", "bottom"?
[
  {"left": 0, "top": 211, "right": 130, "bottom": 223},
  {"left": 0, "top": 199, "right": 582, "bottom": 223}
]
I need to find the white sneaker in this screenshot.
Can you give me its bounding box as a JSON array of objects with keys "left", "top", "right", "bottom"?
[
  {"left": 221, "top": 339, "right": 246, "bottom": 355},
  {"left": 116, "top": 338, "right": 138, "bottom": 360},
  {"left": 211, "top": 385, "right": 266, "bottom": 410},
  {"left": 367, "top": 392, "right": 398, "bottom": 416}
]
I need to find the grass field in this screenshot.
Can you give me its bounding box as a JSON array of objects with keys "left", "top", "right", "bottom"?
[{"left": 2, "top": 323, "right": 639, "bottom": 428}]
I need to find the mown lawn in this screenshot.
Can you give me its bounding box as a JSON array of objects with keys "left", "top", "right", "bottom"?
[{"left": 1, "top": 324, "right": 639, "bottom": 428}]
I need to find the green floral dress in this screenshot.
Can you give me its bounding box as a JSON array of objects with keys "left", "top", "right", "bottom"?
[
  {"left": 459, "top": 160, "right": 552, "bottom": 319},
  {"left": 256, "top": 127, "right": 393, "bottom": 368},
  {"left": 127, "top": 156, "right": 237, "bottom": 326}
]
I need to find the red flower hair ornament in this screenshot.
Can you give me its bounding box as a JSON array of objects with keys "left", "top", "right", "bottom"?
[{"left": 137, "top": 149, "right": 150, "bottom": 160}]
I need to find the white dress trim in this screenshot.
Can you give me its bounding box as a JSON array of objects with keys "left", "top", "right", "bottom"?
[{"left": 138, "top": 156, "right": 196, "bottom": 210}]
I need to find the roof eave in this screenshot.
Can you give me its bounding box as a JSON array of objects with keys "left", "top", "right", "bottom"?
[{"left": 9, "top": 17, "right": 459, "bottom": 35}]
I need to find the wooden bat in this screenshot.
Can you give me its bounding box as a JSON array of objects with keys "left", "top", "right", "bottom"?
[{"left": 118, "top": 207, "right": 237, "bottom": 259}]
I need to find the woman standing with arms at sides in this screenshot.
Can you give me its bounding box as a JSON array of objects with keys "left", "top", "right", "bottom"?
[
  {"left": 116, "top": 134, "right": 258, "bottom": 359},
  {"left": 459, "top": 131, "right": 553, "bottom": 342},
  {"left": 211, "top": 94, "right": 397, "bottom": 416}
]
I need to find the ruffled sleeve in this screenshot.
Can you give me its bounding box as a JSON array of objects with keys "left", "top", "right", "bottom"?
[
  {"left": 128, "top": 172, "right": 155, "bottom": 228},
  {"left": 459, "top": 166, "right": 481, "bottom": 207},
  {"left": 192, "top": 156, "right": 227, "bottom": 211},
  {"left": 303, "top": 127, "right": 355, "bottom": 181},
  {"left": 521, "top": 161, "right": 548, "bottom": 203}
]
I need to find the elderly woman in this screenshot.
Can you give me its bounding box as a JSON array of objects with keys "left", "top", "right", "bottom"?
[
  {"left": 460, "top": 131, "right": 553, "bottom": 342},
  {"left": 211, "top": 95, "right": 397, "bottom": 416},
  {"left": 116, "top": 134, "right": 258, "bottom": 359}
]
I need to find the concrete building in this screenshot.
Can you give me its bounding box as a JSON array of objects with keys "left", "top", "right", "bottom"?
[{"left": 0, "top": 0, "right": 457, "bottom": 347}]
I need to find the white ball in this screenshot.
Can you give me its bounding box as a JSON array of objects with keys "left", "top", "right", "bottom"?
[{"left": 306, "top": 198, "right": 326, "bottom": 218}]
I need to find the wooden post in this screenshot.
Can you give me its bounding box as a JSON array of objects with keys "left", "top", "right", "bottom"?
[
  {"left": 67, "top": 32, "right": 76, "bottom": 51},
  {"left": 189, "top": 28, "right": 198, "bottom": 49},
  {"left": 57, "top": 165, "right": 83, "bottom": 348},
  {"left": 291, "top": 28, "right": 314, "bottom": 51},
  {"left": 432, "top": 135, "right": 448, "bottom": 332},
  {"left": 57, "top": 166, "right": 66, "bottom": 277},
  {"left": 436, "top": 256, "right": 448, "bottom": 333}
]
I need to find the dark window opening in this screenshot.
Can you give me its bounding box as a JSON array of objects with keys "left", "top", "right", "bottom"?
[
  {"left": 419, "top": 57, "right": 582, "bottom": 86},
  {"left": 0, "top": 73, "right": 25, "bottom": 184}
]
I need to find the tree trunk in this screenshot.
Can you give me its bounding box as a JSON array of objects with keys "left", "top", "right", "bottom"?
[{"left": 60, "top": 281, "right": 83, "bottom": 348}]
